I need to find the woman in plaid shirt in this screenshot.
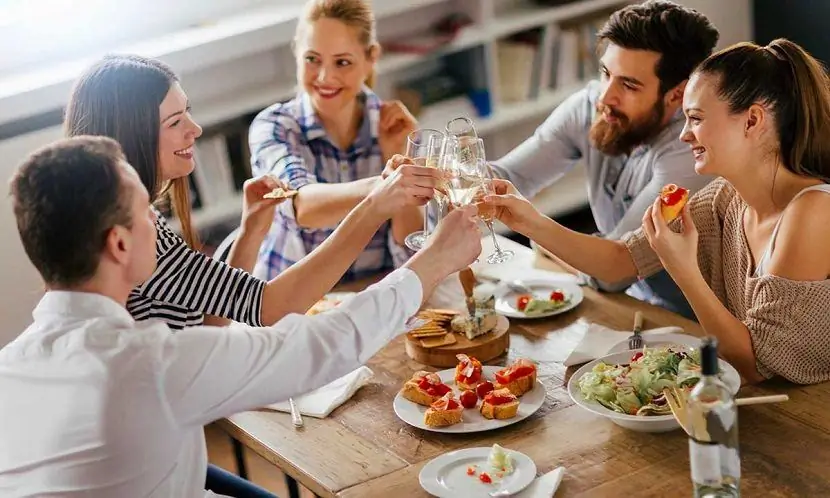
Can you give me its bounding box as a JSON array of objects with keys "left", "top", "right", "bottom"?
[{"left": 249, "top": 0, "right": 424, "bottom": 282}]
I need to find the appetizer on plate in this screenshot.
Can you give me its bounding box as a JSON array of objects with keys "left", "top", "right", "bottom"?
[
  {"left": 400, "top": 371, "right": 452, "bottom": 407},
  {"left": 659, "top": 183, "right": 689, "bottom": 222},
  {"left": 480, "top": 388, "right": 519, "bottom": 420},
  {"left": 451, "top": 295, "right": 499, "bottom": 340},
  {"left": 454, "top": 354, "right": 484, "bottom": 391},
  {"left": 494, "top": 359, "right": 537, "bottom": 397},
  {"left": 424, "top": 393, "right": 464, "bottom": 427},
  {"left": 467, "top": 444, "right": 515, "bottom": 484},
  {"left": 515, "top": 289, "right": 570, "bottom": 316}
]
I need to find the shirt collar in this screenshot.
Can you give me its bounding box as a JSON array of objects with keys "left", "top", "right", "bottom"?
[
  {"left": 298, "top": 86, "right": 380, "bottom": 148},
  {"left": 33, "top": 291, "right": 135, "bottom": 326}
]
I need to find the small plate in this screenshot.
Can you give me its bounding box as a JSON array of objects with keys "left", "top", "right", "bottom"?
[
  {"left": 568, "top": 350, "right": 741, "bottom": 433},
  {"left": 607, "top": 333, "right": 702, "bottom": 355},
  {"left": 494, "top": 278, "right": 583, "bottom": 319},
  {"left": 393, "top": 366, "right": 546, "bottom": 433},
  {"left": 419, "top": 447, "right": 537, "bottom": 498}
]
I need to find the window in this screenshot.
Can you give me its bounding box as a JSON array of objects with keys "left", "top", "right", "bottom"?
[{"left": 0, "top": 0, "right": 284, "bottom": 75}]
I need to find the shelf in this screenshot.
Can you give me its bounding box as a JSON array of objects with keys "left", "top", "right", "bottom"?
[
  {"left": 379, "top": 23, "right": 491, "bottom": 74},
  {"left": 419, "top": 82, "right": 584, "bottom": 136},
  {"left": 491, "top": 0, "right": 626, "bottom": 36},
  {"left": 193, "top": 83, "right": 295, "bottom": 129}
]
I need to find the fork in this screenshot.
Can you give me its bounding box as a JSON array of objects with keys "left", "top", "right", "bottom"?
[
  {"left": 627, "top": 311, "right": 644, "bottom": 350},
  {"left": 475, "top": 274, "right": 533, "bottom": 294}
]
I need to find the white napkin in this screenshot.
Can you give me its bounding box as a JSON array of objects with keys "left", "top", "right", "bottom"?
[
  {"left": 515, "top": 467, "right": 565, "bottom": 498},
  {"left": 265, "top": 366, "right": 374, "bottom": 418},
  {"left": 563, "top": 322, "right": 682, "bottom": 367},
  {"left": 424, "top": 272, "right": 468, "bottom": 312}
]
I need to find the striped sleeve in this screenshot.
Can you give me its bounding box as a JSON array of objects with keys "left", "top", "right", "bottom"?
[{"left": 134, "top": 214, "right": 266, "bottom": 326}]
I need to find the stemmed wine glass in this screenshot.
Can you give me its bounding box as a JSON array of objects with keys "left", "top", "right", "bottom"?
[
  {"left": 403, "top": 129, "right": 446, "bottom": 251},
  {"left": 444, "top": 137, "right": 515, "bottom": 264}
]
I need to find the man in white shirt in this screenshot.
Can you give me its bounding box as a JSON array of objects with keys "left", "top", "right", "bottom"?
[{"left": 0, "top": 136, "right": 482, "bottom": 498}]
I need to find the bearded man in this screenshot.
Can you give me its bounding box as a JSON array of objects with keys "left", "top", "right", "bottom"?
[{"left": 489, "top": 0, "right": 719, "bottom": 320}]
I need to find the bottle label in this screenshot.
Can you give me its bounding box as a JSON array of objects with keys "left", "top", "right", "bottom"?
[{"left": 689, "top": 439, "right": 721, "bottom": 483}]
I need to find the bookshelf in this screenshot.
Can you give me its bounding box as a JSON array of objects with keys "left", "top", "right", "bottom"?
[{"left": 181, "top": 0, "right": 631, "bottom": 234}]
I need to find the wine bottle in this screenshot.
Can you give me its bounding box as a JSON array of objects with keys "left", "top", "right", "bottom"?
[{"left": 687, "top": 336, "right": 740, "bottom": 497}]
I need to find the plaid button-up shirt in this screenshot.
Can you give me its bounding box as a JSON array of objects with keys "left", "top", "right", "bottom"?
[{"left": 248, "top": 88, "right": 412, "bottom": 282}]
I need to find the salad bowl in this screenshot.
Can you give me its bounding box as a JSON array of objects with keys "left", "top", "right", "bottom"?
[{"left": 567, "top": 347, "right": 741, "bottom": 433}]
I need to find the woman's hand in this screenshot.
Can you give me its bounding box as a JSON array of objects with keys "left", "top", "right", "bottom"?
[
  {"left": 481, "top": 179, "right": 543, "bottom": 235},
  {"left": 367, "top": 162, "right": 441, "bottom": 218},
  {"left": 378, "top": 100, "right": 417, "bottom": 162},
  {"left": 642, "top": 198, "right": 699, "bottom": 283},
  {"left": 239, "top": 175, "right": 290, "bottom": 237}
]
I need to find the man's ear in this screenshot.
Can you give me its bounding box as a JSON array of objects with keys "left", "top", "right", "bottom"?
[
  {"left": 665, "top": 80, "right": 687, "bottom": 107},
  {"left": 103, "top": 225, "right": 132, "bottom": 266}
]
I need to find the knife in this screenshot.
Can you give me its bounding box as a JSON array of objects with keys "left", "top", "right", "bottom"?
[{"left": 459, "top": 268, "right": 477, "bottom": 316}]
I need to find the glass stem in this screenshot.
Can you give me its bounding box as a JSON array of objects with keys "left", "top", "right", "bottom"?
[
  {"left": 423, "top": 201, "right": 431, "bottom": 237},
  {"left": 486, "top": 221, "right": 501, "bottom": 253}
]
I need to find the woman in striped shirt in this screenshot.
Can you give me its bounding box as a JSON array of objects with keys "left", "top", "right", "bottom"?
[
  {"left": 63, "top": 54, "right": 442, "bottom": 331},
  {"left": 249, "top": 0, "right": 425, "bottom": 283}
]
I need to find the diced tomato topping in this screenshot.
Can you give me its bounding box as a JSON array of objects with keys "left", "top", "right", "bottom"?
[
  {"left": 631, "top": 352, "right": 644, "bottom": 362},
  {"left": 550, "top": 290, "right": 565, "bottom": 301},
  {"left": 484, "top": 392, "right": 516, "bottom": 405},
  {"left": 467, "top": 466, "right": 476, "bottom": 476},
  {"left": 445, "top": 399, "right": 459, "bottom": 410},
  {"left": 479, "top": 472, "right": 492, "bottom": 484},
  {"left": 476, "top": 381, "right": 495, "bottom": 398},
  {"left": 516, "top": 294, "right": 531, "bottom": 311},
  {"left": 661, "top": 184, "right": 688, "bottom": 207},
  {"left": 496, "top": 364, "right": 534, "bottom": 385},
  {"left": 495, "top": 371, "right": 511, "bottom": 385},
  {"left": 425, "top": 384, "right": 451, "bottom": 397}
]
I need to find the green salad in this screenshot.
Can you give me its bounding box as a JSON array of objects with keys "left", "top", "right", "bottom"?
[{"left": 577, "top": 346, "right": 707, "bottom": 416}]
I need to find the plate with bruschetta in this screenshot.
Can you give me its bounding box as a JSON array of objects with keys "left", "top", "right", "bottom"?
[{"left": 393, "top": 357, "right": 546, "bottom": 433}]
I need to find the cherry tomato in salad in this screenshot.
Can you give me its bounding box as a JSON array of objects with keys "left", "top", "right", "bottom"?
[
  {"left": 459, "top": 390, "right": 478, "bottom": 409},
  {"left": 476, "top": 381, "right": 495, "bottom": 398},
  {"left": 550, "top": 290, "right": 565, "bottom": 302},
  {"left": 631, "top": 352, "right": 644, "bottom": 362},
  {"left": 516, "top": 294, "right": 531, "bottom": 311}
]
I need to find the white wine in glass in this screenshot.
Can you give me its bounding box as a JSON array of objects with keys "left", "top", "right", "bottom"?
[{"left": 403, "top": 129, "right": 446, "bottom": 251}]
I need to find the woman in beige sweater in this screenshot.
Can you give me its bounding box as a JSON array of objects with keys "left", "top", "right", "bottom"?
[{"left": 485, "top": 38, "right": 830, "bottom": 385}]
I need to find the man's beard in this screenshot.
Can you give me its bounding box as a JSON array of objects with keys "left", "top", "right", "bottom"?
[{"left": 589, "top": 98, "right": 666, "bottom": 156}]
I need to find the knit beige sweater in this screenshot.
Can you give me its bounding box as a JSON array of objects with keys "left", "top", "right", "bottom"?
[{"left": 622, "top": 178, "right": 830, "bottom": 384}]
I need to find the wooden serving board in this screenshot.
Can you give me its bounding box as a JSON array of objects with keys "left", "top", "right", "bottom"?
[{"left": 404, "top": 315, "right": 510, "bottom": 367}]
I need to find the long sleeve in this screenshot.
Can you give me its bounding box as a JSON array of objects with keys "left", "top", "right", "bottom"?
[
  {"left": 744, "top": 276, "right": 830, "bottom": 384},
  {"left": 488, "top": 87, "right": 588, "bottom": 199},
  {"left": 249, "top": 105, "right": 317, "bottom": 192},
  {"left": 157, "top": 267, "right": 423, "bottom": 428},
  {"left": 131, "top": 215, "right": 265, "bottom": 326}
]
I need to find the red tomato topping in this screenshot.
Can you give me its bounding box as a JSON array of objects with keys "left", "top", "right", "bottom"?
[
  {"left": 484, "top": 392, "right": 516, "bottom": 405},
  {"left": 479, "top": 472, "right": 492, "bottom": 484},
  {"left": 516, "top": 295, "right": 531, "bottom": 311},
  {"left": 476, "top": 381, "right": 495, "bottom": 398},
  {"left": 550, "top": 290, "right": 565, "bottom": 301}
]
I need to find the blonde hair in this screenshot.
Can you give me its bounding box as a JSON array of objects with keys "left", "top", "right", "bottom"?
[{"left": 295, "top": 0, "right": 378, "bottom": 88}]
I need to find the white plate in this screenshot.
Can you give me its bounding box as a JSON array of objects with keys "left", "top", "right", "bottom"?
[
  {"left": 607, "top": 333, "right": 702, "bottom": 355},
  {"left": 393, "top": 366, "right": 546, "bottom": 433},
  {"left": 567, "top": 350, "right": 741, "bottom": 433},
  {"left": 419, "top": 447, "right": 537, "bottom": 498},
  {"left": 494, "top": 278, "right": 583, "bottom": 319}
]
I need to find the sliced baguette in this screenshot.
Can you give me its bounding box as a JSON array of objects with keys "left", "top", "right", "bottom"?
[
  {"left": 424, "top": 406, "right": 463, "bottom": 427},
  {"left": 479, "top": 399, "right": 520, "bottom": 420},
  {"left": 400, "top": 381, "right": 442, "bottom": 407},
  {"left": 495, "top": 370, "right": 536, "bottom": 397}
]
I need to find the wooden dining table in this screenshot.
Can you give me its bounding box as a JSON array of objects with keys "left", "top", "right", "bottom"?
[{"left": 218, "top": 235, "right": 830, "bottom": 497}]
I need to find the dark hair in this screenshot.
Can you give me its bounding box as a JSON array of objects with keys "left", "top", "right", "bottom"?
[
  {"left": 64, "top": 54, "right": 199, "bottom": 247},
  {"left": 598, "top": 0, "right": 719, "bottom": 94},
  {"left": 695, "top": 39, "right": 830, "bottom": 182},
  {"left": 9, "top": 136, "right": 133, "bottom": 287}
]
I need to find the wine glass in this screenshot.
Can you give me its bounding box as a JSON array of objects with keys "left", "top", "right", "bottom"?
[
  {"left": 403, "top": 129, "right": 446, "bottom": 251},
  {"left": 445, "top": 137, "right": 515, "bottom": 264},
  {"left": 446, "top": 117, "right": 477, "bottom": 139}
]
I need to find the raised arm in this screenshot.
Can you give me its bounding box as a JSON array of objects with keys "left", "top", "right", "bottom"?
[
  {"left": 484, "top": 179, "right": 638, "bottom": 284},
  {"left": 249, "top": 109, "right": 377, "bottom": 229},
  {"left": 488, "top": 88, "right": 588, "bottom": 198},
  {"left": 160, "top": 206, "right": 482, "bottom": 428}
]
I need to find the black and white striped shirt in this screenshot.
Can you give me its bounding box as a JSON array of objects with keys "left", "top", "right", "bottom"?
[{"left": 127, "top": 212, "right": 265, "bottom": 330}]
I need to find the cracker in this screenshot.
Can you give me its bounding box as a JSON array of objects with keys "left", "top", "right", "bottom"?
[
  {"left": 420, "top": 334, "right": 457, "bottom": 348},
  {"left": 263, "top": 187, "right": 298, "bottom": 199}
]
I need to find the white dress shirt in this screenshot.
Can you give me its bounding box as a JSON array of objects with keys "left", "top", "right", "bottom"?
[{"left": 0, "top": 268, "right": 422, "bottom": 498}]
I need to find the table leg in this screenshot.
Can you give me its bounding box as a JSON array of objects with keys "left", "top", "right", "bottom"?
[
  {"left": 285, "top": 475, "right": 301, "bottom": 498},
  {"left": 231, "top": 437, "right": 248, "bottom": 480}
]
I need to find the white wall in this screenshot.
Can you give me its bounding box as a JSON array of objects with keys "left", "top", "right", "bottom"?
[{"left": 0, "top": 0, "right": 752, "bottom": 346}]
